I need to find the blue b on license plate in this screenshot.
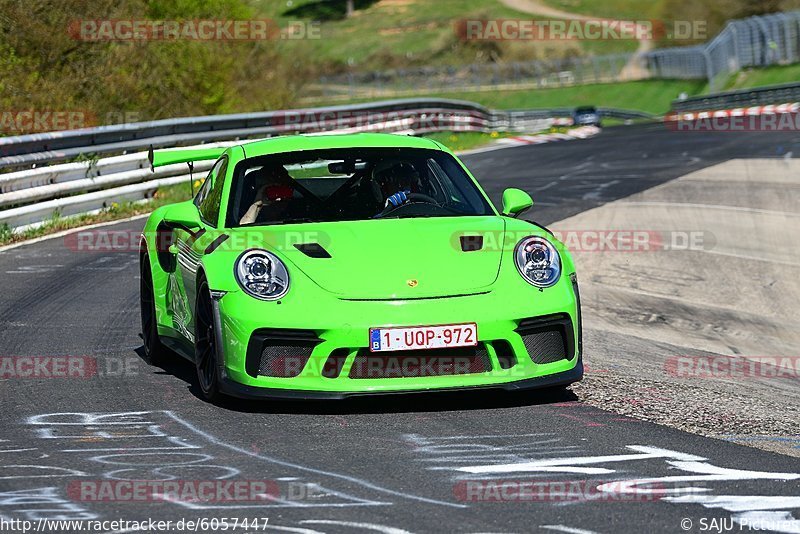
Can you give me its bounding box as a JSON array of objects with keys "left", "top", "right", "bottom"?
[{"left": 369, "top": 323, "right": 478, "bottom": 352}]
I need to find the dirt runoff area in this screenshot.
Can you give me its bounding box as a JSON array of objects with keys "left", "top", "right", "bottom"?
[{"left": 553, "top": 158, "right": 800, "bottom": 457}]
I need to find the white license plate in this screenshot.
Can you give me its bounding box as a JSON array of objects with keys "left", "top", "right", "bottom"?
[{"left": 369, "top": 323, "right": 478, "bottom": 352}]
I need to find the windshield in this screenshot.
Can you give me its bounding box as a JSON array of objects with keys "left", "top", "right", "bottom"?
[{"left": 227, "top": 147, "right": 494, "bottom": 227}]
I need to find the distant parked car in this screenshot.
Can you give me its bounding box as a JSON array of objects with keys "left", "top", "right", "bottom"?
[{"left": 572, "top": 106, "right": 602, "bottom": 127}]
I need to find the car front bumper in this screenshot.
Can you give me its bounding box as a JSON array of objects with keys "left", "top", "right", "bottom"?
[{"left": 214, "top": 273, "right": 582, "bottom": 397}]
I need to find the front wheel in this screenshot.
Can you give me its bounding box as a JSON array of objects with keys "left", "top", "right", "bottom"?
[{"left": 195, "top": 280, "right": 222, "bottom": 403}]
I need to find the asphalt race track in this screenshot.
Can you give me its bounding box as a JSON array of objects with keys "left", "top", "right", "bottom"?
[{"left": 1, "top": 124, "right": 799, "bottom": 534}]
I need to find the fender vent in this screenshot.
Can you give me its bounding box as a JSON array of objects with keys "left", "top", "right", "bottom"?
[
  {"left": 294, "top": 243, "right": 331, "bottom": 258},
  {"left": 460, "top": 235, "right": 483, "bottom": 252}
]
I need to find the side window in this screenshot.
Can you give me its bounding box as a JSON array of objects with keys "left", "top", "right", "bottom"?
[
  {"left": 193, "top": 163, "right": 216, "bottom": 209},
  {"left": 197, "top": 158, "right": 228, "bottom": 227}
]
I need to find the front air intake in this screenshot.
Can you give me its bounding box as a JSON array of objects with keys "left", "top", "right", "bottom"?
[
  {"left": 516, "top": 314, "right": 575, "bottom": 365},
  {"left": 245, "top": 329, "right": 321, "bottom": 378}
]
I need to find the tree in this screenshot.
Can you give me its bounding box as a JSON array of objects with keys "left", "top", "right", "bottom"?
[{"left": 346, "top": 0, "right": 354, "bottom": 18}]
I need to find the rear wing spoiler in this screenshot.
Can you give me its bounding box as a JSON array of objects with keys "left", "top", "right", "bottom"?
[{"left": 148, "top": 145, "right": 227, "bottom": 170}]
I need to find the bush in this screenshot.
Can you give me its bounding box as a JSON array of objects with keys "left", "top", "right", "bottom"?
[{"left": 0, "top": 0, "right": 312, "bottom": 132}]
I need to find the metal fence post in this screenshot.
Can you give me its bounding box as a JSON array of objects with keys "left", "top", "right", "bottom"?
[{"left": 703, "top": 48, "right": 715, "bottom": 91}]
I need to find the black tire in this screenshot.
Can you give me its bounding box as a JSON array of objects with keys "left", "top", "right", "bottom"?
[
  {"left": 140, "top": 255, "right": 168, "bottom": 365},
  {"left": 195, "top": 279, "right": 222, "bottom": 403}
]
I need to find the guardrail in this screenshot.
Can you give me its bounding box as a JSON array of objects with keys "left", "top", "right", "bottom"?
[
  {"left": 0, "top": 99, "right": 655, "bottom": 232},
  {"left": 506, "top": 108, "right": 654, "bottom": 122},
  {"left": 670, "top": 82, "right": 800, "bottom": 112},
  {"left": 0, "top": 99, "right": 496, "bottom": 169}
]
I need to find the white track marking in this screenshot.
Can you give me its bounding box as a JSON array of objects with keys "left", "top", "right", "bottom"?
[
  {"left": 165, "top": 411, "right": 467, "bottom": 508},
  {"left": 0, "top": 465, "right": 87, "bottom": 479},
  {"left": 456, "top": 446, "right": 704, "bottom": 474},
  {"left": 405, "top": 433, "right": 553, "bottom": 441},
  {"left": 439, "top": 466, "right": 615, "bottom": 475},
  {"left": 597, "top": 461, "right": 800, "bottom": 498},
  {"left": 541, "top": 526, "right": 599, "bottom": 534},
  {"left": 264, "top": 526, "right": 326, "bottom": 534},
  {"left": 665, "top": 495, "right": 800, "bottom": 512},
  {"left": 302, "top": 520, "right": 412, "bottom": 534}
]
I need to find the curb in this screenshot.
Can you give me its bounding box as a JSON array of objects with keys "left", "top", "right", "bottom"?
[
  {"left": 666, "top": 102, "right": 800, "bottom": 121},
  {"left": 494, "top": 126, "right": 602, "bottom": 148}
]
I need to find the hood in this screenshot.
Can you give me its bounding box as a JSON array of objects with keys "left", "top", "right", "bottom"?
[{"left": 239, "top": 216, "right": 507, "bottom": 300}]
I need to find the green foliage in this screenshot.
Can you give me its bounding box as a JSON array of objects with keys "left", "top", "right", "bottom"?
[
  {"left": 145, "top": 0, "right": 253, "bottom": 19},
  {"left": 0, "top": 0, "right": 311, "bottom": 132}
]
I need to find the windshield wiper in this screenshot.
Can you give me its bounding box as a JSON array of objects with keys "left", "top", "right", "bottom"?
[
  {"left": 278, "top": 217, "right": 317, "bottom": 224},
  {"left": 381, "top": 214, "right": 452, "bottom": 220}
]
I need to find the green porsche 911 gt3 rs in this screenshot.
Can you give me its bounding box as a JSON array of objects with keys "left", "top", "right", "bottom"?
[{"left": 139, "top": 133, "right": 582, "bottom": 402}]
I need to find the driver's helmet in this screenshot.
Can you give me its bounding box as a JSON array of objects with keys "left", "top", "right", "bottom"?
[
  {"left": 250, "top": 166, "right": 294, "bottom": 202},
  {"left": 372, "top": 159, "right": 421, "bottom": 197}
]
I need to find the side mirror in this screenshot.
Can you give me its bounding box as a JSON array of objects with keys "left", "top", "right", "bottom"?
[
  {"left": 501, "top": 188, "right": 533, "bottom": 218},
  {"left": 163, "top": 202, "right": 202, "bottom": 229}
]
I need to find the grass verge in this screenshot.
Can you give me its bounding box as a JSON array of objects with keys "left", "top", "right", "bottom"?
[
  {"left": 306, "top": 63, "right": 800, "bottom": 115},
  {"left": 424, "top": 131, "right": 514, "bottom": 151},
  {"left": 723, "top": 64, "right": 800, "bottom": 91},
  {"left": 308, "top": 78, "right": 709, "bottom": 114},
  {"left": 427, "top": 79, "right": 708, "bottom": 114}
]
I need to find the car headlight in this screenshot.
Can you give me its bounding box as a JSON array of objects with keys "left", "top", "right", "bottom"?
[
  {"left": 235, "top": 250, "right": 289, "bottom": 301},
  {"left": 514, "top": 236, "right": 561, "bottom": 288}
]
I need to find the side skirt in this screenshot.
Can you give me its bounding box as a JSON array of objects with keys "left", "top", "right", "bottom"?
[{"left": 159, "top": 331, "right": 196, "bottom": 363}]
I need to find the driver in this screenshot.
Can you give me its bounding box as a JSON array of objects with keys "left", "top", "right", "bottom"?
[
  {"left": 372, "top": 160, "right": 422, "bottom": 212},
  {"left": 239, "top": 166, "right": 294, "bottom": 225}
]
